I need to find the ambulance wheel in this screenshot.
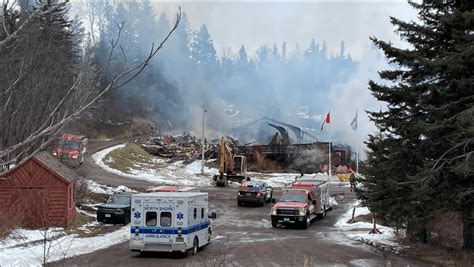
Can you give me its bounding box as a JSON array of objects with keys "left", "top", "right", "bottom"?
[{"left": 192, "top": 237, "right": 199, "bottom": 256}]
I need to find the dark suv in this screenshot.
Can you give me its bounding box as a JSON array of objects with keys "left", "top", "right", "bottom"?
[
  {"left": 97, "top": 192, "right": 134, "bottom": 224},
  {"left": 237, "top": 181, "right": 273, "bottom": 206}
]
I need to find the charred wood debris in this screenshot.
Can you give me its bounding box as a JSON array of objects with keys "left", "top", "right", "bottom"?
[{"left": 140, "top": 133, "right": 233, "bottom": 163}]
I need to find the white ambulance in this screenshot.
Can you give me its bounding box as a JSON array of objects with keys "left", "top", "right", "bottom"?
[{"left": 130, "top": 192, "right": 216, "bottom": 255}]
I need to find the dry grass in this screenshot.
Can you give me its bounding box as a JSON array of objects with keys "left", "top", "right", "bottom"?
[
  {"left": 0, "top": 210, "right": 23, "bottom": 241},
  {"left": 351, "top": 213, "right": 373, "bottom": 224},
  {"left": 400, "top": 238, "right": 473, "bottom": 266},
  {"left": 66, "top": 213, "right": 104, "bottom": 238},
  {"left": 103, "top": 142, "right": 163, "bottom": 173}
]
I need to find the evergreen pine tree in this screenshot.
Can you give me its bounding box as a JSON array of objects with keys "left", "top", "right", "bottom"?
[
  {"left": 272, "top": 44, "right": 279, "bottom": 61},
  {"left": 361, "top": 0, "right": 474, "bottom": 239},
  {"left": 339, "top": 40, "right": 345, "bottom": 59},
  {"left": 304, "top": 38, "right": 318, "bottom": 59},
  {"left": 190, "top": 24, "right": 218, "bottom": 72},
  {"left": 281, "top": 41, "right": 287, "bottom": 61}
]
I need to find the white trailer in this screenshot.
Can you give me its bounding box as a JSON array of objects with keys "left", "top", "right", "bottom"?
[{"left": 130, "top": 192, "right": 215, "bottom": 255}]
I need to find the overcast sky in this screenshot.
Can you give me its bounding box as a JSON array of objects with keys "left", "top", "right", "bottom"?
[{"left": 152, "top": 0, "right": 419, "bottom": 59}]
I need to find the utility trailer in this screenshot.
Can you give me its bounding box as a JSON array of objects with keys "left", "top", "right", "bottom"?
[
  {"left": 130, "top": 192, "right": 216, "bottom": 255},
  {"left": 293, "top": 174, "right": 332, "bottom": 211}
]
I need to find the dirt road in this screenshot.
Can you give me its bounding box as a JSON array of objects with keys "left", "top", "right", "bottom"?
[
  {"left": 57, "top": 140, "right": 434, "bottom": 266},
  {"left": 76, "top": 138, "right": 154, "bottom": 190}
]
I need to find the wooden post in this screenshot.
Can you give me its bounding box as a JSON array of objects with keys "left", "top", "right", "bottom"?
[
  {"left": 368, "top": 213, "right": 382, "bottom": 234},
  {"left": 348, "top": 206, "right": 356, "bottom": 224}
]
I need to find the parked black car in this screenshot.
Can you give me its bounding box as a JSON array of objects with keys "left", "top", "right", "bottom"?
[
  {"left": 237, "top": 181, "right": 273, "bottom": 206},
  {"left": 97, "top": 192, "right": 134, "bottom": 224}
]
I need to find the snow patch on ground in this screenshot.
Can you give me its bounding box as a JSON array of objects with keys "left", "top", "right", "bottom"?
[
  {"left": 92, "top": 144, "right": 216, "bottom": 187},
  {"left": 0, "top": 226, "right": 129, "bottom": 266},
  {"left": 335, "top": 201, "right": 406, "bottom": 250},
  {"left": 87, "top": 180, "right": 136, "bottom": 195},
  {"left": 1, "top": 228, "right": 64, "bottom": 249},
  {"left": 92, "top": 144, "right": 352, "bottom": 189}
]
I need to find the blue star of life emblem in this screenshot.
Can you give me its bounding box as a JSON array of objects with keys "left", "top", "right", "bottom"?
[
  {"left": 177, "top": 212, "right": 184, "bottom": 220},
  {"left": 134, "top": 211, "right": 141, "bottom": 219}
]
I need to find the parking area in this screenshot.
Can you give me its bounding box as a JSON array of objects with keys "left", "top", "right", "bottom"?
[{"left": 50, "top": 185, "right": 431, "bottom": 266}]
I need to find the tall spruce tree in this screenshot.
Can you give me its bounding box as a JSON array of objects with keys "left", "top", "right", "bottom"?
[
  {"left": 361, "top": 0, "right": 474, "bottom": 240},
  {"left": 190, "top": 24, "right": 218, "bottom": 74}
]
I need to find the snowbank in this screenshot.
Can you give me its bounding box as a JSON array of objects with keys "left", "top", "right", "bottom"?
[
  {"left": 92, "top": 144, "right": 351, "bottom": 189},
  {"left": 92, "top": 144, "right": 216, "bottom": 187},
  {"left": 87, "top": 180, "right": 136, "bottom": 195},
  {"left": 0, "top": 227, "right": 128, "bottom": 266},
  {"left": 335, "top": 202, "right": 405, "bottom": 251}
]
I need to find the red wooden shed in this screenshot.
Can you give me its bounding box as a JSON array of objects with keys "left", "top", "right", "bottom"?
[{"left": 0, "top": 152, "right": 77, "bottom": 228}]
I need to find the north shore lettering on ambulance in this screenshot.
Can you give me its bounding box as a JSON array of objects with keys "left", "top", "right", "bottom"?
[{"left": 143, "top": 206, "right": 173, "bottom": 211}]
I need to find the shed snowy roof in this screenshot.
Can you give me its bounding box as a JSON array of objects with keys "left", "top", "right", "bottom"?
[{"left": 33, "top": 151, "right": 78, "bottom": 183}]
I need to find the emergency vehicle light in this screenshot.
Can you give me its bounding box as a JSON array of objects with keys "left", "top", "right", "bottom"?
[{"left": 292, "top": 183, "right": 313, "bottom": 187}]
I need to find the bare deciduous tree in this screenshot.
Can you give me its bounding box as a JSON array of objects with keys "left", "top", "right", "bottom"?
[{"left": 0, "top": 0, "right": 181, "bottom": 173}]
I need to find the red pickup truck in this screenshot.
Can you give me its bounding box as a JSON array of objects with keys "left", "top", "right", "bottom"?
[{"left": 270, "top": 182, "right": 329, "bottom": 229}]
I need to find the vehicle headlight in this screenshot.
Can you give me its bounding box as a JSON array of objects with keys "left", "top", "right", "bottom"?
[
  {"left": 271, "top": 207, "right": 277, "bottom": 216},
  {"left": 71, "top": 154, "right": 78, "bottom": 159},
  {"left": 299, "top": 208, "right": 305, "bottom": 216},
  {"left": 116, "top": 209, "right": 124, "bottom": 213}
]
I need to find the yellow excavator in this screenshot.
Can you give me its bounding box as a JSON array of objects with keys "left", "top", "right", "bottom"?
[{"left": 213, "top": 137, "right": 249, "bottom": 187}]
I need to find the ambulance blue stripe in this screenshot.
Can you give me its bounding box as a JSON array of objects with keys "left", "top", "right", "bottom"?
[{"left": 131, "top": 221, "right": 209, "bottom": 235}]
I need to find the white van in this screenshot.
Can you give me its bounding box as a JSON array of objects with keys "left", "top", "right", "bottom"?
[{"left": 130, "top": 192, "right": 216, "bottom": 255}]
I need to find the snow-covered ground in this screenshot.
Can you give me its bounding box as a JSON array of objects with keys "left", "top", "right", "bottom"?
[
  {"left": 0, "top": 179, "right": 137, "bottom": 266},
  {"left": 0, "top": 226, "right": 129, "bottom": 266},
  {"left": 93, "top": 144, "right": 349, "bottom": 189},
  {"left": 87, "top": 179, "right": 136, "bottom": 195},
  {"left": 335, "top": 201, "right": 407, "bottom": 252},
  {"left": 92, "top": 144, "right": 216, "bottom": 186}
]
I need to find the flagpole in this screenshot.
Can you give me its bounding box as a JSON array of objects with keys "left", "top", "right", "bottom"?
[
  {"left": 328, "top": 110, "right": 332, "bottom": 209},
  {"left": 356, "top": 142, "right": 359, "bottom": 175},
  {"left": 356, "top": 109, "right": 359, "bottom": 175},
  {"left": 328, "top": 110, "right": 332, "bottom": 182}
]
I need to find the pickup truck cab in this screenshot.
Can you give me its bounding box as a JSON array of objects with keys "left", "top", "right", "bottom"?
[{"left": 270, "top": 184, "right": 327, "bottom": 229}]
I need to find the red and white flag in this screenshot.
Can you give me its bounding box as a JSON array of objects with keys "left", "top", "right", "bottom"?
[{"left": 320, "top": 111, "right": 330, "bottom": 131}]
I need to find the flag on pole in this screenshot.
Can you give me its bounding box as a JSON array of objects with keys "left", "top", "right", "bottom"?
[
  {"left": 320, "top": 111, "right": 330, "bottom": 131},
  {"left": 350, "top": 110, "right": 358, "bottom": 131}
]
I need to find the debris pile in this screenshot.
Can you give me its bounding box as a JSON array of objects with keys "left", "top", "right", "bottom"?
[{"left": 141, "top": 133, "right": 217, "bottom": 162}]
